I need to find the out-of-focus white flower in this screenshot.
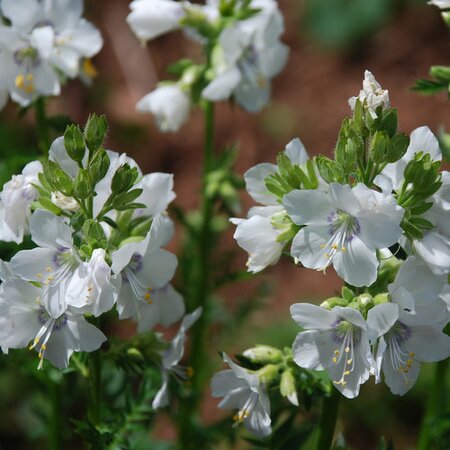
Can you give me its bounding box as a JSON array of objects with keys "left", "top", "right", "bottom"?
[
  {"left": 137, "top": 84, "right": 191, "bottom": 133},
  {"left": 0, "top": 0, "right": 103, "bottom": 107},
  {"left": 153, "top": 307, "right": 201, "bottom": 409},
  {"left": 428, "top": 0, "right": 450, "bottom": 9},
  {"left": 348, "top": 70, "right": 390, "bottom": 119},
  {"left": 284, "top": 183, "right": 404, "bottom": 287},
  {"left": 231, "top": 138, "right": 308, "bottom": 273},
  {"left": 211, "top": 353, "right": 272, "bottom": 437},
  {"left": 0, "top": 278, "right": 106, "bottom": 369},
  {"left": 367, "top": 301, "right": 450, "bottom": 395},
  {"left": 127, "top": 0, "right": 186, "bottom": 42},
  {"left": 291, "top": 303, "right": 373, "bottom": 399},
  {"left": 202, "top": 0, "right": 288, "bottom": 112},
  {"left": 0, "top": 160, "right": 42, "bottom": 244}
]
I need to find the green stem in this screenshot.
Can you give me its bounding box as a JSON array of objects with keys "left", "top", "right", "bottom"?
[
  {"left": 48, "top": 379, "right": 62, "bottom": 450},
  {"left": 177, "top": 101, "right": 215, "bottom": 450},
  {"left": 317, "top": 388, "right": 340, "bottom": 450},
  {"left": 417, "top": 359, "right": 449, "bottom": 450},
  {"left": 35, "top": 97, "right": 51, "bottom": 155},
  {"left": 88, "top": 319, "right": 102, "bottom": 429}
]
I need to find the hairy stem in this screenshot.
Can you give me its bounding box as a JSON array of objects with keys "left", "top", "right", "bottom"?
[{"left": 317, "top": 388, "right": 340, "bottom": 450}]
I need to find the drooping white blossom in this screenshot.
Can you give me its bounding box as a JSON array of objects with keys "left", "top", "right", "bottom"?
[
  {"left": 290, "top": 303, "right": 374, "bottom": 398},
  {"left": 127, "top": 0, "right": 186, "bottom": 42},
  {"left": 0, "top": 0, "right": 103, "bottom": 107},
  {"left": 284, "top": 183, "right": 404, "bottom": 286},
  {"left": 0, "top": 160, "right": 42, "bottom": 244},
  {"left": 202, "top": 0, "right": 288, "bottom": 112},
  {"left": 367, "top": 301, "right": 450, "bottom": 395},
  {"left": 348, "top": 70, "right": 390, "bottom": 119},
  {"left": 428, "top": 0, "right": 450, "bottom": 9},
  {"left": 211, "top": 353, "right": 272, "bottom": 437},
  {"left": 153, "top": 307, "right": 202, "bottom": 409},
  {"left": 136, "top": 84, "right": 191, "bottom": 133},
  {"left": 0, "top": 278, "right": 106, "bottom": 369},
  {"left": 231, "top": 138, "right": 309, "bottom": 273}
]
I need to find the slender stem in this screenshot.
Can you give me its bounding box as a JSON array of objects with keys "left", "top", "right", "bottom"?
[
  {"left": 177, "top": 101, "right": 215, "bottom": 450},
  {"left": 35, "top": 97, "right": 51, "bottom": 155},
  {"left": 48, "top": 379, "right": 62, "bottom": 450},
  {"left": 417, "top": 359, "right": 449, "bottom": 450},
  {"left": 317, "top": 388, "right": 340, "bottom": 450},
  {"left": 88, "top": 319, "right": 102, "bottom": 428}
]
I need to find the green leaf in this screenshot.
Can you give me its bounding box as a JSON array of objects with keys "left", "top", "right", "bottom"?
[
  {"left": 84, "top": 113, "right": 108, "bottom": 155},
  {"left": 64, "top": 124, "right": 86, "bottom": 164}
]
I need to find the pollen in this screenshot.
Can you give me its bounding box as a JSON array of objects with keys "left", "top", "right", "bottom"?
[
  {"left": 345, "top": 346, "right": 350, "bottom": 353},
  {"left": 347, "top": 358, "right": 352, "bottom": 364},
  {"left": 332, "top": 357, "right": 338, "bottom": 363},
  {"left": 15, "top": 74, "right": 25, "bottom": 89},
  {"left": 332, "top": 244, "right": 338, "bottom": 250},
  {"left": 82, "top": 58, "right": 98, "bottom": 78},
  {"left": 37, "top": 273, "right": 42, "bottom": 278},
  {"left": 341, "top": 247, "right": 346, "bottom": 252},
  {"left": 334, "top": 350, "right": 340, "bottom": 355},
  {"left": 46, "top": 267, "right": 53, "bottom": 272},
  {"left": 320, "top": 244, "right": 326, "bottom": 249},
  {"left": 186, "top": 366, "right": 194, "bottom": 377}
]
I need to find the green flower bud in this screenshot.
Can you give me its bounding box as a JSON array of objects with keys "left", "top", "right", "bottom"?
[
  {"left": 373, "top": 293, "right": 389, "bottom": 305},
  {"left": 430, "top": 65, "right": 450, "bottom": 83},
  {"left": 356, "top": 293, "right": 373, "bottom": 308},
  {"left": 64, "top": 124, "right": 86, "bottom": 164},
  {"left": 280, "top": 369, "right": 299, "bottom": 406},
  {"left": 243, "top": 346, "right": 283, "bottom": 364},
  {"left": 90, "top": 149, "right": 110, "bottom": 184},
  {"left": 73, "top": 168, "right": 91, "bottom": 200},
  {"left": 127, "top": 348, "right": 145, "bottom": 361},
  {"left": 84, "top": 113, "right": 108, "bottom": 154},
  {"left": 111, "top": 164, "right": 139, "bottom": 194},
  {"left": 256, "top": 364, "right": 280, "bottom": 385},
  {"left": 320, "top": 296, "right": 348, "bottom": 309}
]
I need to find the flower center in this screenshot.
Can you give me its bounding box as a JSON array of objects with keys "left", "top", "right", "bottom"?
[
  {"left": 232, "top": 391, "right": 258, "bottom": 426},
  {"left": 330, "top": 319, "right": 361, "bottom": 387},
  {"left": 30, "top": 307, "right": 67, "bottom": 369},
  {"left": 238, "top": 46, "right": 267, "bottom": 89},
  {"left": 14, "top": 47, "right": 40, "bottom": 94},
  {"left": 386, "top": 321, "right": 415, "bottom": 383},
  {"left": 122, "top": 253, "right": 153, "bottom": 303}
]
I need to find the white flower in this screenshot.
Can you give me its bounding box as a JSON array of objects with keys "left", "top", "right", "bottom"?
[
  {"left": 231, "top": 138, "right": 309, "bottom": 272},
  {"left": 211, "top": 353, "right": 271, "bottom": 437},
  {"left": 0, "top": 278, "right": 106, "bottom": 369},
  {"left": 367, "top": 301, "right": 450, "bottom": 395},
  {"left": 66, "top": 248, "right": 118, "bottom": 317},
  {"left": 388, "top": 256, "right": 447, "bottom": 312},
  {"left": 51, "top": 191, "right": 80, "bottom": 212},
  {"left": 10, "top": 209, "right": 80, "bottom": 316},
  {"left": 127, "top": 0, "right": 186, "bottom": 42},
  {"left": 428, "top": 0, "right": 450, "bottom": 9},
  {"left": 137, "top": 84, "right": 191, "bottom": 133},
  {"left": 0, "top": 0, "right": 102, "bottom": 107},
  {"left": 136, "top": 283, "right": 185, "bottom": 332},
  {"left": 135, "top": 172, "right": 176, "bottom": 218},
  {"left": 412, "top": 231, "right": 450, "bottom": 276},
  {"left": 153, "top": 307, "right": 202, "bottom": 409},
  {"left": 111, "top": 215, "right": 178, "bottom": 321},
  {"left": 348, "top": 70, "right": 390, "bottom": 119},
  {"left": 375, "top": 126, "right": 441, "bottom": 194},
  {"left": 290, "top": 303, "right": 373, "bottom": 399},
  {"left": 0, "top": 160, "right": 42, "bottom": 244},
  {"left": 202, "top": 0, "right": 288, "bottom": 112},
  {"left": 284, "top": 183, "right": 404, "bottom": 287}
]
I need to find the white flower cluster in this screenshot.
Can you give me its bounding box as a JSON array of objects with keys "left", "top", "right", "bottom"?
[
  {"left": 0, "top": 134, "right": 189, "bottom": 371},
  {"left": 0, "top": 0, "right": 103, "bottom": 108},
  {"left": 127, "top": 0, "right": 288, "bottom": 132},
  {"left": 212, "top": 71, "right": 450, "bottom": 435}
]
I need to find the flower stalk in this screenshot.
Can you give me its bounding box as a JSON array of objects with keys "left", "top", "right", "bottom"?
[
  {"left": 317, "top": 388, "right": 340, "bottom": 450},
  {"left": 35, "top": 97, "right": 51, "bottom": 155}
]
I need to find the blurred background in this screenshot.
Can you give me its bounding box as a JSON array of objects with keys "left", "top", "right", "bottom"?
[{"left": 0, "top": 0, "right": 449, "bottom": 449}]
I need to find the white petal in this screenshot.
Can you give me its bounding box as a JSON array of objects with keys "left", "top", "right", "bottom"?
[
  {"left": 244, "top": 163, "right": 278, "bottom": 205},
  {"left": 202, "top": 66, "right": 241, "bottom": 101},
  {"left": 283, "top": 190, "right": 331, "bottom": 226},
  {"left": 284, "top": 138, "right": 309, "bottom": 166},
  {"left": 30, "top": 210, "right": 73, "bottom": 249},
  {"left": 292, "top": 329, "right": 335, "bottom": 371},
  {"left": 290, "top": 226, "right": 330, "bottom": 270},
  {"left": 290, "top": 303, "right": 338, "bottom": 329},
  {"left": 366, "top": 303, "right": 399, "bottom": 341},
  {"left": 404, "top": 126, "right": 442, "bottom": 162},
  {"left": 1, "top": 0, "right": 42, "bottom": 31}
]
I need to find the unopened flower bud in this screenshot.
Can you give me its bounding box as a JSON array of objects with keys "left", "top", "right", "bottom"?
[
  {"left": 357, "top": 293, "right": 373, "bottom": 307},
  {"left": 256, "top": 364, "right": 279, "bottom": 385},
  {"left": 373, "top": 293, "right": 389, "bottom": 305},
  {"left": 127, "top": 347, "right": 144, "bottom": 361},
  {"left": 243, "top": 345, "right": 283, "bottom": 364},
  {"left": 51, "top": 191, "right": 80, "bottom": 212},
  {"left": 280, "top": 369, "right": 298, "bottom": 406}
]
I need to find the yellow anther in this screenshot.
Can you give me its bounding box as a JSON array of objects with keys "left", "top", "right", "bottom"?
[
  {"left": 82, "top": 58, "right": 98, "bottom": 78},
  {"left": 145, "top": 293, "right": 151, "bottom": 300},
  {"left": 24, "top": 83, "right": 34, "bottom": 94},
  {"left": 332, "top": 244, "right": 338, "bottom": 250},
  {"left": 344, "top": 370, "right": 350, "bottom": 376},
  {"left": 320, "top": 244, "right": 326, "bottom": 249},
  {"left": 409, "top": 352, "right": 415, "bottom": 357},
  {"left": 341, "top": 247, "right": 346, "bottom": 252},
  {"left": 42, "top": 344, "right": 46, "bottom": 350},
  {"left": 345, "top": 347, "right": 350, "bottom": 353},
  {"left": 46, "top": 267, "right": 53, "bottom": 272},
  {"left": 332, "top": 357, "right": 338, "bottom": 363},
  {"left": 186, "top": 366, "right": 194, "bottom": 377},
  {"left": 37, "top": 273, "right": 42, "bottom": 278},
  {"left": 15, "top": 74, "right": 25, "bottom": 89},
  {"left": 347, "top": 359, "right": 352, "bottom": 365},
  {"left": 324, "top": 253, "right": 330, "bottom": 258},
  {"left": 233, "top": 414, "right": 239, "bottom": 422},
  {"left": 334, "top": 350, "right": 340, "bottom": 355},
  {"left": 26, "top": 73, "right": 33, "bottom": 81},
  {"left": 341, "top": 381, "right": 347, "bottom": 387},
  {"left": 406, "top": 359, "right": 413, "bottom": 367}
]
